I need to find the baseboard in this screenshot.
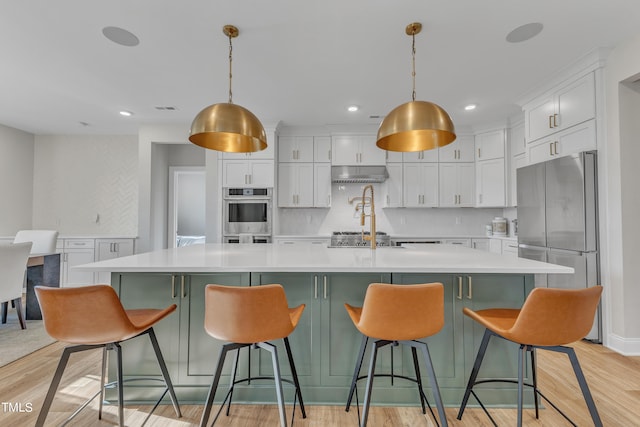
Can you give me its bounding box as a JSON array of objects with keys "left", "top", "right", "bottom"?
[{"left": 606, "top": 333, "right": 640, "bottom": 356}]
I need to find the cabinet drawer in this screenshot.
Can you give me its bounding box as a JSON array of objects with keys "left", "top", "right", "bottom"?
[{"left": 64, "top": 239, "right": 94, "bottom": 249}]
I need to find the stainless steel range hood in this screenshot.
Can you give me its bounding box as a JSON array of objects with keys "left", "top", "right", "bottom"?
[{"left": 331, "top": 165, "right": 389, "bottom": 183}]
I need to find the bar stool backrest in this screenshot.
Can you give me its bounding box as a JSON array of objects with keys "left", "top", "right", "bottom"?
[
  {"left": 357, "top": 282, "right": 444, "bottom": 341},
  {"left": 14, "top": 230, "right": 58, "bottom": 255},
  {"left": 510, "top": 286, "right": 602, "bottom": 346},
  {"left": 35, "top": 285, "right": 140, "bottom": 345},
  {"left": 204, "top": 284, "right": 295, "bottom": 344}
]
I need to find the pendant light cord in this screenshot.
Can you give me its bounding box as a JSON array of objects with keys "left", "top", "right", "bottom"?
[
  {"left": 411, "top": 31, "right": 416, "bottom": 102},
  {"left": 228, "top": 33, "right": 233, "bottom": 103}
]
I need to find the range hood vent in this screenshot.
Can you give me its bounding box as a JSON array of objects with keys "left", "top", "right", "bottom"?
[{"left": 331, "top": 165, "right": 389, "bottom": 183}]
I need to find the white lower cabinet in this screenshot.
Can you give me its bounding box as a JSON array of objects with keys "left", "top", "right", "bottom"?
[
  {"left": 61, "top": 239, "right": 95, "bottom": 288},
  {"left": 471, "top": 239, "right": 490, "bottom": 251},
  {"left": 95, "top": 239, "right": 135, "bottom": 284}
]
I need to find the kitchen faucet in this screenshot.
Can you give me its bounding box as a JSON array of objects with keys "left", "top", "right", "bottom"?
[{"left": 360, "top": 184, "right": 377, "bottom": 249}]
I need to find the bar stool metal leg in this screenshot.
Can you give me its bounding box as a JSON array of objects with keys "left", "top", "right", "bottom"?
[
  {"left": 346, "top": 335, "right": 369, "bottom": 412},
  {"left": 457, "top": 328, "right": 493, "bottom": 420},
  {"left": 284, "top": 336, "right": 307, "bottom": 419},
  {"left": 256, "top": 341, "right": 287, "bottom": 427},
  {"left": 225, "top": 347, "right": 242, "bottom": 416},
  {"left": 147, "top": 328, "right": 182, "bottom": 417},
  {"left": 411, "top": 346, "right": 427, "bottom": 414},
  {"left": 200, "top": 342, "right": 242, "bottom": 427},
  {"left": 360, "top": 339, "right": 387, "bottom": 427},
  {"left": 406, "top": 340, "right": 448, "bottom": 427},
  {"left": 99, "top": 347, "right": 108, "bottom": 419},
  {"left": 114, "top": 342, "right": 125, "bottom": 427}
]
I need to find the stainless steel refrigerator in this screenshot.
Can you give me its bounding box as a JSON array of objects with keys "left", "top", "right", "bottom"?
[{"left": 517, "top": 151, "right": 601, "bottom": 342}]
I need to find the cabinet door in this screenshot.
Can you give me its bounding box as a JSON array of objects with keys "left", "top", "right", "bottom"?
[
  {"left": 457, "top": 163, "right": 476, "bottom": 207},
  {"left": 222, "top": 160, "right": 249, "bottom": 187},
  {"left": 392, "top": 274, "right": 465, "bottom": 388},
  {"left": 385, "top": 150, "right": 403, "bottom": 163},
  {"left": 113, "top": 273, "right": 180, "bottom": 382},
  {"left": 509, "top": 122, "right": 526, "bottom": 157},
  {"left": 556, "top": 72, "right": 595, "bottom": 131},
  {"left": 471, "top": 239, "right": 490, "bottom": 251},
  {"left": 251, "top": 273, "right": 317, "bottom": 386},
  {"left": 278, "top": 136, "right": 314, "bottom": 163},
  {"left": 320, "top": 273, "right": 391, "bottom": 387},
  {"left": 438, "top": 163, "right": 459, "bottom": 207},
  {"left": 403, "top": 163, "right": 423, "bottom": 207},
  {"left": 475, "top": 129, "right": 505, "bottom": 161},
  {"left": 526, "top": 95, "right": 556, "bottom": 142},
  {"left": 313, "top": 136, "right": 332, "bottom": 163},
  {"left": 358, "top": 135, "right": 386, "bottom": 165},
  {"left": 462, "top": 275, "right": 534, "bottom": 391},
  {"left": 278, "top": 163, "right": 297, "bottom": 207},
  {"left": 476, "top": 158, "right": 505, "bottom": 207},
  {"left": 314, "top": 163, "right": 332, "bottom": 207},
  {"left": 331, "top": 135, "right": 361, "bottom": 165},
  {"left": 296, "top": 163, "right": 315, "bottom": 207},
  {"left": 95, "top": 239, "right": 134, "bottom": 284},
  {"left": 402, "top": 149, "right": 438, "bottom": 163},
  {"left": 181, "top": 273, "right": 250, "bottom": 386},
  {"left": 383, "top": 163, "right": 403, "bottom": 207},
  {"left": 527, "top": 119, "right": 596, "bottom": 166},
  {"left": 63, "top": 250, "right": 96, "bottom": 287},
  {"left": 439, "top": 134, "right": 474, "bottom": 162},
  {"left": 248, "top": 160, "right": 274, "bottom": 187}
]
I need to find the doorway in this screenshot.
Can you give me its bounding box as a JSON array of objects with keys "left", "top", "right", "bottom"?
[{"left": 168, "top": 167, "right": 206, "bottom": 247}]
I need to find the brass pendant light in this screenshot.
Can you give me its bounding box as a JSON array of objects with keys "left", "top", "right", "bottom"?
[
  {"left": 376, "top": 23, "right": 456, "bottom": 152},
  {"left": 189, "top": 25, "right": 267, "bottom": 153}
]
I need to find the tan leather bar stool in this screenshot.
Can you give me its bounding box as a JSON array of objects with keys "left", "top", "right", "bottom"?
[
  {"left": 344, "top": 282, "right": 448, "bottom": 427},
  {"left": 200, "top": 284, "right": 306, "bottom": 427},
  {"left": 34, "top": 284, "right": 181, "bottom": 427},
  {"left": 457, "top": 286, "right": 603, "bottom": 427}
]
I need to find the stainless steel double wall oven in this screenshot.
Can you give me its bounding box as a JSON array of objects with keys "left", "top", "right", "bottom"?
[{"left": 223, "top": 188, "right": 272, "bottom": 243}]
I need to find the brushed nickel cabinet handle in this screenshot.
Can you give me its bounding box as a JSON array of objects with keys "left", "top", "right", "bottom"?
[
  {"left": 550, "top": 143, "right": 554, "bottom": 156},
  {"left": 314, "top": 275, "right": 318, "bottom": 299},
  {"left": 553, "top": 113, "right": 558, "bottom": 127},
  {"left": 478, "top": 148, "right": 481, "bottom": 158},
  {"left": 171, "top": 275, "right": 176, "bottom": 299},
  {"left": 181, "top": 275, "right": 186, "bottom": 298},
  {"left": 549, "top": 115, "right": 553, "bottom": 129},
  {"left": 323, "top": 275, "right": 328, "bottom": 299},
  {"left": 554, "top": 141, "right": 558, "bottom": 155},
  {"left": 457, "top": 277, "right": 463, "bottom": 300},
  {"left": 467, "top": 276, "right": 473, "bottom": 299}
]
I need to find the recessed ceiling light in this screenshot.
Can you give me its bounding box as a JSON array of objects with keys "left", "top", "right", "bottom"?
[
  {"left": 347, "top": 105, "right": 359, "bottom": 112},
  {"left": 119, "top": 110, "right": 133, "bottom": 117},
  {"left": 464, "top": 104, "right": 477, "bottom": 111},
  {"left": 102, "top": 26, "right": 140, "bottom": 47},
  {"left": 506, "top": 22, "right": 543, "bottom": 43}
]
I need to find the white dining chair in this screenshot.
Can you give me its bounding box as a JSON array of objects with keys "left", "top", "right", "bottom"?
[
  {"left": 13, "top": 230, "right": 58, "bottom": 255},
  {"left": 0, "top": 242, "right": 33, "bottom": 329}
]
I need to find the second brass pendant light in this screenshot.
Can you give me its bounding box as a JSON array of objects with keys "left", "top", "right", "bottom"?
[
  {"left": 376, "top": 23, "right": 456, "bottom": 152},
  {"left": 189, "top": 25, "right": 267, "bottom": 153}
]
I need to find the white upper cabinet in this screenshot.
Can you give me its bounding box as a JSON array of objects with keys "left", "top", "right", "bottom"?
[
  {"left": 383, "top": 163, "right": 403, "bottom": 207},
  {"left": 524, "top": 72, "right": 595, "bottom": 143},
  {"left": 439, "top": 162, "right": 475, "bottom": 207},
  {"left": 331, "top": 135, "right": 386, "bottom": 165},
  {"left": 221, "top": 136, "right": 275, "bottom": 160},
  {"left": 314, "top": 163, "right": 332, "bottom": 207},
  {"left": 402, "top": 148, "right": 438, "bottom": 163},
  {"left": 475, "top": 129, "right": 505, "bottom": 161},
  {"left": 278, "top": 136, "right": 314, "bottom": 163},
  {"left": 476, "top": 157, "right": 505, "bottom": 207},
  {"left": 527, "top": 119, "right": 596, "bottom": 166},
  {"left": 313, "top": 136, "right": 332, "bottom": 163},
  {"left": 385, "top": 150, "right": 404, "bottom": 163},
  {"left": 439, "top": 134, "right": 475, "bottom": 162},
  {"left": 403, "top": 163, "right": 438, "bottom": 207},
  {"left": 278, "top": 163, "right": 314, "bottom": 207},
  {"left": 223, "top": 160, "right": 274, "bottom": 188},
  {"left": 509, "top": 122, "right": 526, "bottom": 157}
]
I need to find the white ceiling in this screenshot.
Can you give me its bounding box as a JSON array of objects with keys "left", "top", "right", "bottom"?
[{"left": 1, "top": 1, "right": 640, "bottom": 136}]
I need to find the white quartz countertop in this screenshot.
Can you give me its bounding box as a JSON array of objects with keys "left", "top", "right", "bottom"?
[{"left": 75, "top": 243, "right": 573, "bottom": 274}]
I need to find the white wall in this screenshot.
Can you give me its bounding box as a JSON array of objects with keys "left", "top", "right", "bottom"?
[
  {"left": 603, "top": 32, "right": 640, "bottom": 354},
  {"left": 277, "top": 182, "right": 502, "bottom": 236},
  {"left": 32, "top": 134, "right": 138, "bottom": 235},
  {"left": 0, "top": 124, "right": 34, "bottom": 235}
]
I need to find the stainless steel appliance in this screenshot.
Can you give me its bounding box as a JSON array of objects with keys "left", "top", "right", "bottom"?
[
  {"left": 392, "top": 239, "right": 442, "bottom": 246},
  {"left": 329, "top": 231, "right": 391, "bottom": 247},
  {"left": 223, "top": 188, "right": 272, "bottom": 241},
  {"left": 517, "top": 151, "right": 601, "bottom": 341}
]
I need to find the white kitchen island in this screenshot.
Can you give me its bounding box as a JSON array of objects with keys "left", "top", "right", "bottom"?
[{"left": 77, "top": 243, "right": 572, "bottom": 407}]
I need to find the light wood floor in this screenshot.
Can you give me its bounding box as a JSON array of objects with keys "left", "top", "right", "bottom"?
[{"left": 0, "top": 340, "right": 639, "bottom": 426}]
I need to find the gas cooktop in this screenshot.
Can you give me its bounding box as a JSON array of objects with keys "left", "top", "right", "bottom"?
[{"left": 329, "top": 231, "right": 390, "bottom": 247}]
